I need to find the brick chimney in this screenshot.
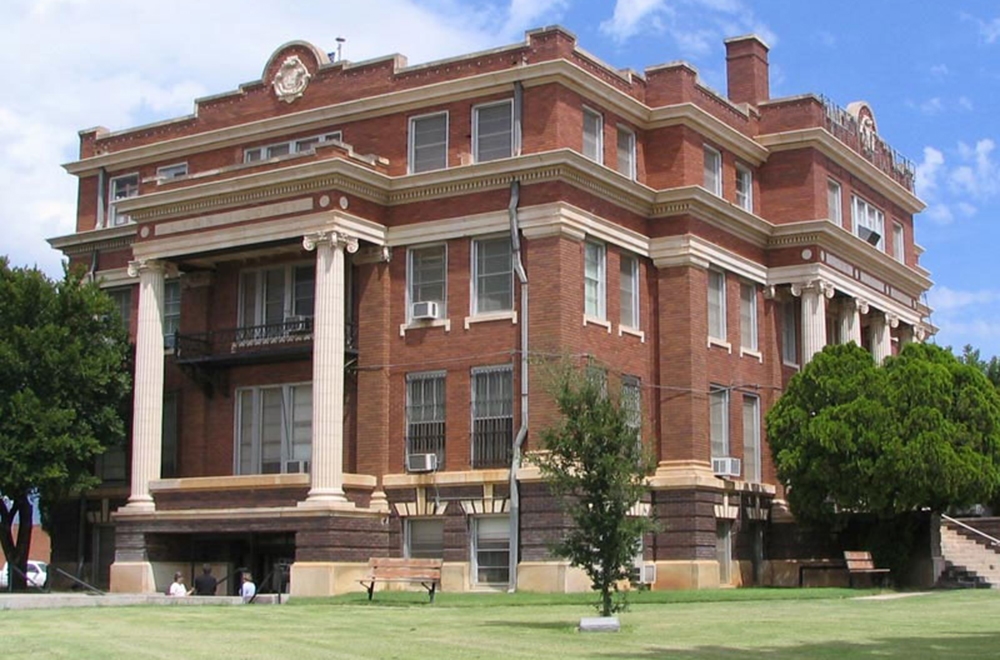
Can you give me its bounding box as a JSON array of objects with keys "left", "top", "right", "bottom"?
[{"left": 724, "top": 35, "right": 770, "bottom": 107}]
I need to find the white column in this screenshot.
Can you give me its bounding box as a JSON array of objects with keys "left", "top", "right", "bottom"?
[
  {"left": 870, "top": 311, "right": 897, "bottom": 364},
  {"left": 791, "top": 280, "right": 833, "bottom": 364},
  {"left": 839, "top": 297, "right": 868, "bottom": 346},
  {"left": 124, "top": 259, "right": 167, "bottom": 511},
  {"left": 301, "top": 229, "right": 357, "bottom": 507}
]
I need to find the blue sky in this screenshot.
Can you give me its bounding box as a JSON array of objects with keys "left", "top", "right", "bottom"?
[{"left": 2, "top": 0, "right": 998, "bottom": 356}]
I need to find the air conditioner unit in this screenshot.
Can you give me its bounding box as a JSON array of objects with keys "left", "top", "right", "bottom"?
[
  {"left": 712, "top": 457, "right": 741, "bottom": 478},
  {"left": 411, "top": 301, "right": 439, "bottom": 321},
  {"left": 406, "top": 453, "right": 438, "bottom": 473},
  {"left": 285, "top": 460, "right": 310, "bottom": 474},
  {"left": 858, "top": 226, "right": 881, "bottom": 246}
]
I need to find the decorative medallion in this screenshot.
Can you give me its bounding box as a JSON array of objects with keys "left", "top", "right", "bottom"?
[{"left": 272, "top": 55, "right": 311, "bottom": 104}]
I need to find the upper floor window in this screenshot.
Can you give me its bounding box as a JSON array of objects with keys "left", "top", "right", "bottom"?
[
  {"left": 163, "top": 280, "right": 181, "bottom": 348},
  {"left": 239, "top": 264, "right": 315, "bottom": 333},
  {"left": 473, "top": 100, "right": 512, "bottom": 163},
  {"left": 617, "top": 126, "right": 636, "bottom": 180},
  {"left": 582, "top": 107, "right": 603, "bottom": 164},
  {"left": 742, "top": 394, "right": 761, "bottom": 483},
  {"left": 620, "top": 254, "right": 639, "bottom": 329},
  {"left": 409, "top": 112, "right": 448, "bottom": 174},
  {"left": 244, "top": 131, "right": 342, "bottom": 163},
  {"left": 471, "top": 365, "right": 513, "bottom": 468},
  {"left": 407, "top": 244, "right": 447, "bottom": 321},
  {"left": 473, "top": 237, "right": 512, "bottom": 314},
  {"left": 735, "top": 164, "right": 752, "bottom": 212},
  {"left": 893, "top": 222, "right": 905, "bottom": 263},
  {"left": 108, "top": 174, "right": 139, "bottom": 226},
  {"left": 621, "top": 375, "right": 641, "bottom": 444},
  {"left": 584, "top": 241, "right": 606, "bottom": 320},
  {"left": 852, "top": 195, "right": 885, "bottom": 250},
  {"left": 157, "top": 163, "right": 188, "bottom": 180},
  {"left": 107, "top": 287, "right": 131, "bottom": 335},
  {"left": 709, "top": 385, "right": 729, "bottom": 459},
  {"left": 739, "top": 282, "right": 757, "bottom": 352},
  {"left": 406, "top": 371, "right": 446, "bottom": 466},
  {"left": 703, "top": 146, "right": 722, "bottom": 197},
  {"left": 708, "top": 269, "right": 726, "bottom": 341},
  {"left": 236, "top": 382, "right": 312, "bottom": 475},
  {"left": 781, "top": 299, "right": 799, "bottom": 366},
  {"left": 828, "top": 179, "right": 842, "bottom": 226}
]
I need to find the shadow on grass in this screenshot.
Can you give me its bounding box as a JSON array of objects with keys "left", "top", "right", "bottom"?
[
  {"left": 597, "top": 632, "right": 1000, "bottom": 659},
  {"left": 480, "top": 620, "right": 577, "bottom": 632}
]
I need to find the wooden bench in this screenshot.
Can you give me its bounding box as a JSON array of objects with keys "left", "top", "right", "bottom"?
[
  {"left": 844, "top": 551, "right": 890, "bottom": 588},
  {"left": 359, "top": 558, "right": 443, "bottom": 602}
]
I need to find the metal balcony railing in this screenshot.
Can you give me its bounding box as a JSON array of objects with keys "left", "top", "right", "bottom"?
[{"left": 173, "top": 318, "right": 357, "bottom": 365}]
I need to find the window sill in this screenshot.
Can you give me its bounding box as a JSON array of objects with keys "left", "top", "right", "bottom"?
[
  {"left": 399, "top": 318, "right": 451, "bottom": 337},
  {"left": 708, "top": 337, "right": 732, "bottom": 353},
  {"left": 618, "top": 325, "right": 645, "bottom": 343},
  {"left": 782, "top": 360, "right": 800, "bottom": 370},
  {"left": 464, "top": 310, "right": 517, "bottom": 330},
  {"left": 583, "top": 315, "right": 612, "bottom": 332},
  {"left": 739, "top": 347, "right": 763, "bottom": 363}
]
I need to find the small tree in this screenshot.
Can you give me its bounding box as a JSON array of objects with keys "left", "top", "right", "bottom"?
[
  {"left": 0, "top": 259, "right": 131, "bottom": 589},
  {"left": 535, "top": 364, "right": 655, "bottom": 617}
]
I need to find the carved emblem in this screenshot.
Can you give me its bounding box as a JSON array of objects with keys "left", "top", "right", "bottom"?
[{"left": 272, "top": 56, "right": 311, "bottom": 103}]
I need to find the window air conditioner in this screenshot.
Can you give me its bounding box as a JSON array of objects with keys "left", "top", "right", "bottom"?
[
  {"left": 858, "top": 226, "right": 881, "bottom": 246},
  {"left": 411, "top": 301, "right": 439, "bottom": 321},
  {"left": 285, "top": 460, "right": 310, "bottom": 474},
  {"left": 406, "top": 453, "right": 438, "bottom": 473},
  {"left": 712, "top": 457, "right": 742, "bottom": 478}
]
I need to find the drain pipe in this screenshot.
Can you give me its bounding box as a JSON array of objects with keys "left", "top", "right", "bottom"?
[{"left": 507, "top": 178, "right": 528, "bottom": 593}]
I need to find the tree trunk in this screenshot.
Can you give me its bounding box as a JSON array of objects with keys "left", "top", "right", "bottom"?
[{"left": 0, "top": 495, "right": 34, "bottom": 591}]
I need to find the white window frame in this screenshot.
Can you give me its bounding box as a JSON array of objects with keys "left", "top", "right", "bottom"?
[
  {"left": 108, "top": 173, "right": 139, "bottom": 226},
  {"left": 407, "top": 244, "right": 448, "bottom": 322},
  {"left": 243, "top": 131, "right": 342, "bottom": 163},
  {"left": 703, "top": 145, "right": 722, "bottom": 197},
  {"left": 735, "top": 164, "right": 753, "bottom": 212},
  {"left": 472, "top": 236, "right": 513, "bottom": 315},
  {"left": 781, "top": 299, "right": 799, "bottom": 367},
  {"left": 472, "top": 100, "right": 513, "bottom": 163},
  {"left": 107, "top": 287, "right": 132, "bottom": 335},
  {"left": 235, "top": 382, "right": 312, "bottom": 475},
  {"left": 743, "top": 394, "right": 761, "bottom": 483},
  {"left": 406, "top": 371, "right": 446, "bottom": 464},
  {"left": 616, "top": 125, "right": 636, "bottom": 180},
  {"left": 584, "top": 241, "right": 606, "bottom": 321},
  {"left": 852, "top": 194, "right": 885, "bottom": 251},
  {"left": 472, "top": 515, "right": 510, "bottom": 585},
  {"left": 156, "top": 162, "right": 188, "bottom": 180},
  {"left": 828, "top": 179, "right": 842, "bottom": 225},
  {"left": 582, "top": 106, "right": 604, "bottom": 164},
  {"left": 238, "top": 263, "right": 315, "bottom": 330},
  {"left": 408, "top": 111, "right": 448, "bottom": 174},
  {"left": 405, "top": 518, "right": 445, "bottom": 559},
  {"left": 739, "top": 282, "right": 757, "bottom": 352},
  {"left": 163, "top": 280, "right": 181, "bottom": 349},
  {"left": 708, "top": 269, "right": 727, "bottom": 342},
  {"left": 893, "top": 221, "right": 905, "bottom": 263},
  {"left": 620, "top": 253, "right": 639, "bottom": 329},
  {"left": 471, "top": 365, "right": 514, "bottom": 469},
  {"left": 709, "top": 385, "right": 729, "bottom": 459}
]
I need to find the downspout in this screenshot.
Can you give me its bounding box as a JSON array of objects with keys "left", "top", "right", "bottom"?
[
  {"left": 508, "top": 81, "right": 527, "bottom": 593},
  {"left": 96, "top": 167, "right": 107, "bottom": 229}
]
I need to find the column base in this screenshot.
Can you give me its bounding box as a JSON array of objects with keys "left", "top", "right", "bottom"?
[
  {"left": 298, "top": 493, "right": 356, "bottom": 511},
  {"left": 369, "top": 489, "right": 390, "bottom": 514},
  {"left": 120, "top": 497, "right": 156, "bottom": 514},
  {"left": 109, "top": 561, "right": 157, "bottom": 593}
]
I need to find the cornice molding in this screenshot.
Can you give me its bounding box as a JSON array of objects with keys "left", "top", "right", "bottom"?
[
  {"left": 47, "top": 224, "right": 137, "bottom": 256},
  {"left": 651, "top": 185, "right": 772, "bottom": 247}
]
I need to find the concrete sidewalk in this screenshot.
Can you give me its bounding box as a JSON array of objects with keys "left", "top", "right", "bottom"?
[{"left": 0, "top": 592, "right": 283, "bottom": 610}]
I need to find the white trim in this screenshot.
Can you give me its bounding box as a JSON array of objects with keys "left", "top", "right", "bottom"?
[
  {"left": 583, "top": 240, "right": 606, "bottom": 320},
  {"left": 739, "top": 348, "right": 763, "bottom": 363},
  {"left": 618, "top": 325, "right": 646, "bottom": 342},
  {"left": 827, "top": 178, "right": 843, "bottom": 225},
  {"left": 156, "top": 162, "right": 188, "bottom": 180},
  {"left": 155, "top": 198, "right": 314, "bottom": 236},
  {"left": 708, "top": 337, "right": 732, "bottom": 353},
  {"left": 406, "top": 242, "right": 448, "bottom": 324},
  {"left": 472, "top": 99, "right": 513, "bottom": 163},
  {"left": 464, "top": 310, "right": 517, "bottom": 330},
  {"left": 107, "top": 172, "right": 140, "bottom": 227},
  {"left": 582, "top": 105, "right": 604, "bottom": 164},
  {"left": 584, "top": 315, "right": 612, "bottom": 332},
  {"left": 243, "top": 130, "right": 342, "bottom": 163},
  {"left": 703, "top": 145, "right": 723, "bottom": 197},
  {"left": 616, "top": 124, "right": 637, "bottom": 180},
  {"left": 388, "top": 210, "right": 509, "bottom": 246},
  {"left": 735, "top": 163, "right": 753, "bottom": 212},
  {"left": 471, "top": 234, "right": 514, "bottom": 316},
  {"left": 408, "top": 111, "right": 449, "bottom": 174},
  {"left": 399, "top": 318, "right": 451, "bottom": 337},
  {"left": 519, "top": 203, "right": 649, "bottom": 256}
]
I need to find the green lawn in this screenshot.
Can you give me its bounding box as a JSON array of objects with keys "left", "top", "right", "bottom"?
[{"left": 5, "top": 589, "right": 1000, "bottom": 659}]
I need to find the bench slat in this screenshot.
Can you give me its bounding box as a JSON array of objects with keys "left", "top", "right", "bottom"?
[{"left": 360, "top": 557, "right": 443, "bottom": 602}]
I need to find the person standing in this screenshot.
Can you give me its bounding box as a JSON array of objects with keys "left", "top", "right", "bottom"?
[
  {"left": 241, "top": 572, "right": 256, "bottom": 604},
  {"left": 193, "top": 564, "right": 218, "bottom": 596}
]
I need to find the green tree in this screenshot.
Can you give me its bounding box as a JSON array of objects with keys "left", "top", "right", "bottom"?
[
  {"left": 767, "top": 342, "right": 1000, "bottom": 537},
  {"left": 0, "top": 259, "right": 131, "bottom": 590},
  {"left": 958, "top": 344, "right": 1000, "bottom": 390},
  {"left": 535, "top": 364, "right": 655, "bottom": 617}
]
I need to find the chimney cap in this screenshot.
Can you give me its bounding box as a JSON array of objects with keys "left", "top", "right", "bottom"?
[{"left": 723, "top": 34, "right": 770, "bottom": 51}]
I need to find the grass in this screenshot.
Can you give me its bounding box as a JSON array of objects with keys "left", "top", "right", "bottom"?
[{"left": 5, "top": 588, "right": 1000, "bottom": 659}]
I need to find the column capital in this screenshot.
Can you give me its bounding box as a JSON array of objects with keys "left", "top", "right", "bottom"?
[
  {"left": 303, "top": 229, "right": 359, "bottom": 254},
  {"left": 763, "top": 285, "right": 778, "bottom": 300},
  {"left": 127, "top": 258, "right": 172, "bottom": 278},
  {"left": 844, "top": 297, "right": 870, "bottom": 315},
  {"left": 886, "top": 313, "right": 900, "bottom": 329},
  {"left": 790, "top": 279, "right": 834, "bottom": 299},
  {"left": 353, "top": 245, "right": 392, "bottom": 265},
  {"left": 915, "top": 324, "right": 929, "bottom": 342}
]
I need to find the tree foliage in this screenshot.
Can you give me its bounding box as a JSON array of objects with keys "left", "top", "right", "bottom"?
[
  {"left": 767, "top": 342, "right": 1000, "bottom": 528},
  {"left": 535, "top": 364, "right": 655, "bottom": 617},
  {"left": 958, "top": 344, "right": 1000, "bottom": 390},
  {"left": 0, "top": 259, "right": 131, "bottom": 589}
]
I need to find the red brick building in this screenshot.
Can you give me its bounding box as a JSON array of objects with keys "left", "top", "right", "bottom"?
[{"left": 49, "top": 27, "right": 931, "bottom": 595}]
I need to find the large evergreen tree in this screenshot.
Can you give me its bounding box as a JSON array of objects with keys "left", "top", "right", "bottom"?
[{"left": 0, "top": 259, "right": 131, "bottom": 589}]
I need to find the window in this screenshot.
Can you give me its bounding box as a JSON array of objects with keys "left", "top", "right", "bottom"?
[
  {"left": 781, "top": 299, "right": 799, "bottom": 365},
  {"left": 617, "top": 126, "right": 636, "bottom": 179},
  {"left": 161, "top": 392, "right": 179, "bottom": 478},
  {"left": 852, "top": 195, "right": 885, "bottom": 251},
  {"left": 893, "top": 222, "right": 905, "bottom": 263},
  {"left": 710, "top": 386, "right": 729, "bottom": 459},
  {"left": 405, "top": 518, "right": 444, "bottom": 559},
  {"left": 584, "top": 241, "right": 606, "bottom": 320},
  {"left": 236, "top": 383, "right": 312, "bottom": 475},
  {"left": 407, "top": 245, "right": 447, "bottom": 320},
  {"left": 163, "top": 280, "right": 181, "bottom": 349},
  {"left": 409, "top": 112, "right": 448, "bottom": 173},
  {"left": 238, "top": 264, "right": 315, "bottom": 338},
  {"left": 703, "top": 145, "right": 722, "bottom": 196},
  {"left": 736, "top": 164, "right": 753, "bottom": 211},
  {"left": 108, "top": 174, "right": 139, "bottom": 226},
  {"left": 473, "top": 101, "right": 512, "bottom": 163},
  {"left": 743, "top": 395, "right": 761, "bottom": 483},
  {"left": 582, "top": 107, "right": 603, "bottom": 163},
  {"left": 621, "top": 376, "right": 641, "bottom": 445},
  {"left": 157, "top": 163, "right": 188, "bottom": 180},
  {"left": 406, "top": 371, "right": 445, "bottom": 465},
  {"left": 708, "top": 270, "right": 726, "bottom": 341},
  {"left": 473, "top": 516, "right": 510, "bottom": 584},
  {"left": 739, "top": 282, "right": 757, "bottom": 351},
  {"left": 243, "top": 131, "right": 342, "bottom": 163},
  {"left": 828, "top": 179, "right": 842, "bottom": 225},
  {"left": 620, "top": 254, "right": 639, "bottom": 329},
  {"left": 471, "top": 365, "right": 513, "bottom": 468},
  {"left": 473, "top": 237, "right": 513, "bottom": 314},
  {"left": 107, "top": 287, "right": 131, "bottom": 334}
]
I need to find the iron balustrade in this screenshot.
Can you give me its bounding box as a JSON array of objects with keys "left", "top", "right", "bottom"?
[{"left": 173, "top": 318, "right": 358, "bottom": 364}]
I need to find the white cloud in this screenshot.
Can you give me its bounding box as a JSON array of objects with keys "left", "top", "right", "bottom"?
[
  {"left": 958, "top": 96, "right": 974, "bottom": 111},
  {"left": 979, "top": 17, "right": 1000, "bottom": 43},
  {"left": 924, "top": 204, "right": 954, "bottom": 226},
  {"left": 949, "top": 139, "right": 1000, "bottom": 199},
  {"left": 599, "top": 0, "right": 669, "bottom": 43},
  {"left": 919, "top": 97, "right": 944, "bottom": 116},
  {"left": 929, "top": 63, "right": 949, "bottom": 77},
  {"left": 927, "top": 286, "right": 1000, "bottom": 312},
  {"left": 915, "top": 146, "right": 945, "bottom": 199}
]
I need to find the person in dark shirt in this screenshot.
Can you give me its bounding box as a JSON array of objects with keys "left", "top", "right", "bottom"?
[{"left": 193, "top": 564, "right": 218, "bottom": 596}]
